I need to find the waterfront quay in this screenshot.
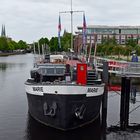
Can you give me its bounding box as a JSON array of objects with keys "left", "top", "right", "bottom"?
[{"left": 0, "top": 54, "right": 140, "bottom": 140}]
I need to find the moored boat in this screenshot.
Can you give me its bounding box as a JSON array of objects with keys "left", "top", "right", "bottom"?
[{"left": 25, "top": 54, "right": 104, "bottom": 130}]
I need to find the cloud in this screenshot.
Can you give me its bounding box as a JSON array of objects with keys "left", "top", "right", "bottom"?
[{"left": 0, "top": 0, "right": 140, "bottom": 43}]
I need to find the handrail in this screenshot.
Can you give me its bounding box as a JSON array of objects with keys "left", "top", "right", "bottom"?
[{"left": 94, "top": 57, "right": 140, "bottom": 77}]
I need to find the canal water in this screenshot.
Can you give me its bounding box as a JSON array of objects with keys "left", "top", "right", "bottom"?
[{"left": 0, "top": 54, "right": 140, "bottom": 140}]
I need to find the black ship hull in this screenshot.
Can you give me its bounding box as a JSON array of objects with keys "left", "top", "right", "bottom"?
[{"left": 26, "top": 92, "right": 102, "bottom": 131}]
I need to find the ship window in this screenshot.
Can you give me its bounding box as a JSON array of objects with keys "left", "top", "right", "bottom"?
[
  {"left": 47, "top": 68, "right": 55, "bottom": 74},
  {"left": 56, "top": 68, "right": 64, "bottom": 74},
  {"left": 41, "top": 68, "right": 47, "bottom": 75}
]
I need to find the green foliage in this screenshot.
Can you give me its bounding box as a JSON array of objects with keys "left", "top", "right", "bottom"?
[
  {"left": 113, "top": 45, "right": 123, "bottom": 55},
  {"left": 126, "top": 38, "right": 137, "bottom": 48},
  {"left": 61, "top": 32, "right": 71, "bottom": 51},
  {"left": 123, "top": 46, "right": 132, "bottom": 56},
  {"left": 97, "top": 37, "right": 117, "bottom": 56},
  {"left": 0, "top": 37, "right": 29, "bottom": 52},
  {"left": 136, "top": 45, "right": 140, "bottom": 55},
  {"left": 49, "top": 32, "right": 71, "bottom": 52},
  {"left": 39, "top": 37, "right": 49, "bottom": 46},
  {"left": 96, "top": 37, "right": 139, "bottom": 59},
  {"left": 0, "top": 37, "right": 9, "bottom": 51},
  {"left": 49, "top": 37, "right": 59, "bottom": 52},
  {"left": 102, "top": 37, "right": 117, "bottom": 47},
  {"left": 18, "top": 40, "right": 28, "bottom": 49},
  {"left": 38, "top": 37, "right": 50, "bottom": 53},
  {"left": 106, "top": 45, "right": 114, "bottom": 55},
  {"left": 0, "top": 31, "right": 72, "bottom": 53},
  {"left": 8, "top": 40, "right": 18, "bottom": 51}
]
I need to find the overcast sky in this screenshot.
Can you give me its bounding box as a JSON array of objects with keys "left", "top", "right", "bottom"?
[{"left": 1, "top": 0, "right": 140, "bottom": 43}]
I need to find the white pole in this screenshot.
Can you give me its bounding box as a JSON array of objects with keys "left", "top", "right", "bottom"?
[
  {"left": 38, "top": 41, "right": 40, "bottom": 55},
  {"left": 33, "top": 42, "right": 37, "bottom": 65},
  {"left": 88, "top": 40, "right": 92, "bottom": 63},
  {"left": 93, "top": 42, "right": 97, "bottom": 67},
  {"left": 70, "top": 0, "right": 73, "bottom": 51},
  {"left": 42, "top": 44, "right": 45, "bottom": 58},
  {"left": 42, "top": 44, "right": 44, "bottom": 58},
  {"left": 94, "top": 42, "right": 97, "bottom": 59},
  {"left": 33, "top": 42, "right": 36, "bottom": 55},
  {"left": 44, "top": 43, "right": 46, "bottom": 55}
]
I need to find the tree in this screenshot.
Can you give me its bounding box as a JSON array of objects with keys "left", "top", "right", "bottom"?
[
  {"left": 39, "top": 37, "right": 49, "bottom": 45},
  {"left": 18, "top": 40, "right": 28, "bottom": 49},
  {"left": 102, "top": 37, "right": 117, "bottom": 47},
  {"left": 0, "top": 37, "right": 9, "bottom": 52},
  {"left": 96, "top": 37, "right": 117, "bottom": 56},
  {"left": 106, "top": 45, "right": 114, "bottom": 55},
  {"left": 8, "top": 40, "right": 18, "bottom": 51},
  {"left": 49, "top": 37, "right": 59, "bottom": 52},
  {"left": 125, "top": 39, "right": 138, "bottom": 61},
  {"left": 126, "top": 38, "right": 137, "bottom": 48},
  {"left": 61, "top": 32, "right": 71, "bottom": 51},
  {"left": 96, "top": 44, "right": 104, "bottom": 56},
  {"left": 113, "top": 45, "right": 124, "bottom": 59},
  {"left": 136, "top": 45, "right": 140, "bottom": 56},
  {"left": 39, "top": 37, "right": 50, "bottom": 53},
  {"left": 123, "top": 46, "right": 132, "bottom": 61}
]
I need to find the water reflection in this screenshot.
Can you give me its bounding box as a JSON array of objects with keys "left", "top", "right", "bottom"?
[
  {"left": 25, "top": 113, "right": 102, "bottom": 140},
  {"left": 0, "top": 63, "right": 7, "bottom": 71},
  {"left": 0, "top": 62, "right": 26, "bottom": 71}
]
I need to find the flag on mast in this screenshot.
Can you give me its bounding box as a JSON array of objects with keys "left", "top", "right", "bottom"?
[
  {"left": 58, "top": 15, "right": 61, "bottom": 49},
  {"left": 82, "top": 13, "right": 87, "bottom": 53}
]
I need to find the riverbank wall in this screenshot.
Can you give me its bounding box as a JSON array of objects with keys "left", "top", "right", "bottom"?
[{"left": 0, "top": 52, "right": 26, "bottom": 57}]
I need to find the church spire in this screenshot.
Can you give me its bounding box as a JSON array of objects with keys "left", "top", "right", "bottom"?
[
  {"left": 1, "top": 24, "right": 6, "bottom": 37},
  {"left": 1, "top": 25, "right": 3, "bottom": 36},
  {"left": 3, "top": 25, "right": 6, "bottom": 37}
]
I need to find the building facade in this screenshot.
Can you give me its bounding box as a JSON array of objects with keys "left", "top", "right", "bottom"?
[{"left": 74, "top": 25, "right": 140, "bottom": 53}]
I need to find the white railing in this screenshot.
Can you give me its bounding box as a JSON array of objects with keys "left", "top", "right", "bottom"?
[
  {"left": 118, "top": 62, "right": 140, "bottom": 76},
  {"left": 94, "top": 57, "right": 140, "bottom": 76}
]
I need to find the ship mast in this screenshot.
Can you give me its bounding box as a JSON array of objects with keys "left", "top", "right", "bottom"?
[
  {"left": 59, "top": 0, "right": 84, "bottom": 51},
  {"left": 70, "top": 0, "right": 73, "bottom": 51}
]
